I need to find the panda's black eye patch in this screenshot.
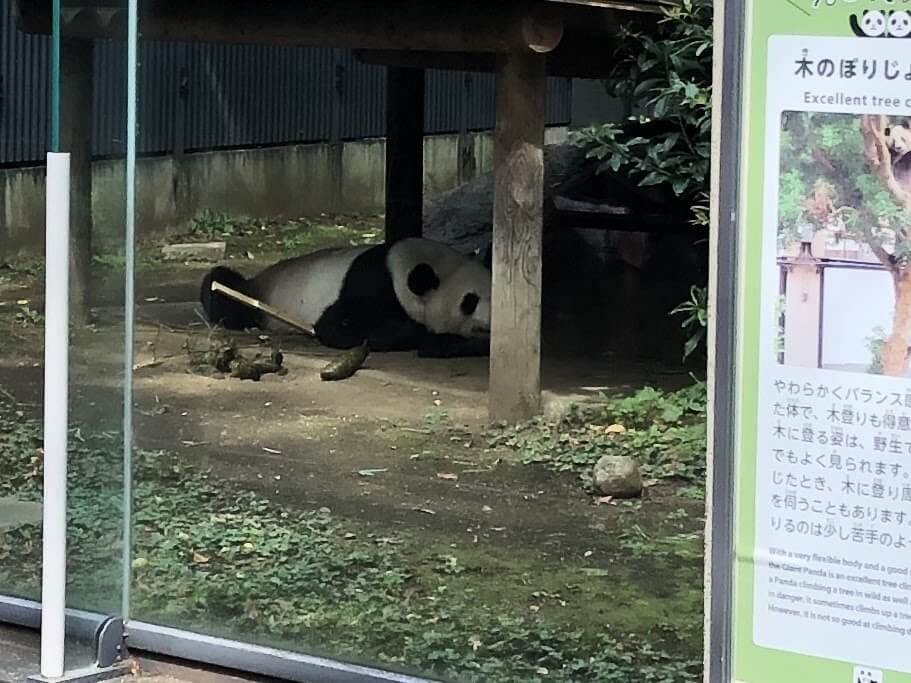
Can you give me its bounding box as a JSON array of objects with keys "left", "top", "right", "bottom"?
[
  {"left": 886, "top": 127, "right": 893, "bottom": 136},
  {"left": 460, "top": 293, "right": 480, "bottom": 315},
  {"left": 407, "top": 263, "right": 440, "bottom": 296}
]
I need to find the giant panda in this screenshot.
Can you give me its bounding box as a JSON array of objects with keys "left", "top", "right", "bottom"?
[
  {"left": 200, "top": 238, "right": 491, "bottom": 358},
  {"left": 884, "top": 120, "right": 911, "bottom": 190}
]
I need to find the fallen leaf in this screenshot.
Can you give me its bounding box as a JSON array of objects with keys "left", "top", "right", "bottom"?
[
  {"left": 357, "top": 468, "right": 388, "bottom": 477},
  {"left": 263, "top": 447, "right": 282, "bottom": 454},
  {"left": 412, "top": 507, "right": 436, "bottom": 515},
  {"left": 605, "top": 424, "right": 626, "bottom": 434},
  {"left": 436, "top": 472, "right": 459, "bottom": 481},
  {"left": 192, "top": 551, "right": 210, "bottom": 564},
  {"left": 594, "top": 496, "right": 614, "bottom": 506}
]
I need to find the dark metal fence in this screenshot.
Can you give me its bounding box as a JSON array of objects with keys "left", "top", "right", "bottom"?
[{"left": 0, "top": 0, "right": 572, "bottom": 166}]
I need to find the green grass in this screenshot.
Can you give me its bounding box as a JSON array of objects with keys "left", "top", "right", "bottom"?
[{"left": 0, "top": 394, "right": 704, "bottom": 683}]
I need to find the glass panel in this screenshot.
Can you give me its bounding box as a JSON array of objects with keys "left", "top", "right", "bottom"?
[
  {"left": 0, "top": 0, "right": 132, "bottom": 671},
  {"left": 126, "top": 5, "right": 706, "bottom": 682}
]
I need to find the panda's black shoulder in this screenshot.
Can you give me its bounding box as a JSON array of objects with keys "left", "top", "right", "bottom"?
[{"left": 339, "top": 243, "right": 399, "bottom": 306}]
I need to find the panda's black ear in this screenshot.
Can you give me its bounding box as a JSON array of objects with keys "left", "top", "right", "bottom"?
[{"left": 407, "top": 263, "right": 440, "bottom": 296}]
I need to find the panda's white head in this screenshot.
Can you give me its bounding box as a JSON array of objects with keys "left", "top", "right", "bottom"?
[
  {"left": 885, "top": 120, "right": 911, "bottom": 157},
  {"left": 889, "top": 10, "right": 911, "bottom": 38},
  {"left": 424, "top": 258, "right": 491, "bottom": 339},
  {"left": 862, "top": 10, "right": 888, "bottom": 37},
  {"left": 390, "top": 238, "right": 492, "bottom": 339}
]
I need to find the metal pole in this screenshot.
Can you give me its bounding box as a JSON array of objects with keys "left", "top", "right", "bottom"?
[
  {"left": 41, "top": 151, "right": 71, "bottom": 679},
  {"left": 121, "top": 0, "right": 138, "bottom": 624}
]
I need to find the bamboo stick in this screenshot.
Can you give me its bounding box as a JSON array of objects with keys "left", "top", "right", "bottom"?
[{"left": 210, "top": 281, "right": 317, "bottom": 337}]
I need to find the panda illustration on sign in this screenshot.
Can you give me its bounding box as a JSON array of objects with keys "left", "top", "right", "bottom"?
[
  {"left": 851, "top": 9, "right": 888, "bottom": 37},
  {"left": 200, "top": 237, "right": 492, "bottom": 358},
  {"left": 850, "top": 9, "right": 911, "bottom": 37},
  {"left": 888, "top": 10, "right": 911, "bottom": 38}
]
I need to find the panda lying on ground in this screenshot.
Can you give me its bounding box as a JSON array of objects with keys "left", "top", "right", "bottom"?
[{"left": 200, "top": 237, "right": 492, "bottom": 358}]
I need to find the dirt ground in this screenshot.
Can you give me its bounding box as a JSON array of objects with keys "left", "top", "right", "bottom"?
[{"left": 0, "top": 218, "right": 705, "bottom": 677}]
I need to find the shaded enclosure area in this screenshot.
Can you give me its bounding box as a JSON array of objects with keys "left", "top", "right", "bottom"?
[{"left": 0, "top": 208, "right": 707, "bottom": 681}]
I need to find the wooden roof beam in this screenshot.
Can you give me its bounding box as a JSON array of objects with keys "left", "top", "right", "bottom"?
[
  {"left": 356, "top": 46, "right": 618, "bottom": 80},
  {"left": 15, "top": 0, "right": 565, "bottom": 53}
]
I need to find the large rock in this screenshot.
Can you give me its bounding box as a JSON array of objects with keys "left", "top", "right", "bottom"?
[
  {"left": 422, "top": 142, "right": 592, "bottom": 255},
  {"left": 592, "top": 454, "right": 642, "bottom": 498}
]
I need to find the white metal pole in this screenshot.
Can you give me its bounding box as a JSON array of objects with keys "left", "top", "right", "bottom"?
[{"left": 41, "top": 151, "right": 71, "bottom": 680}]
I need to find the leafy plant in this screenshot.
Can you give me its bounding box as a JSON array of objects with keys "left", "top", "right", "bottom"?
[
  {"left": 670, "top": 285, "right": 707, "bottom": 360},
  {"left": 865, "top": 325, "right": 887, "bottom": 375},
  {"left": 13, "top": 301, "right": 43, "bottom": 327},
  {"left": 188, "top": 209, "right": 251, "bottom": 239},
  {"left": 489, "top": 383, "right": 707, "bottom": 486},
  {"left": 572, "top": 0, "right": 712, "bottom": 226}
]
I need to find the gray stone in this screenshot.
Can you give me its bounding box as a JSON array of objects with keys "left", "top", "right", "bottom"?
[
  {"left": 0, "top": 497, "right": 41, "bottom": 529},
  {"left": 592, "top": 455, "right": 642, "bottom": 498},
  {"left": 161, "top": 241, "right": 226, "bottom": 261}
]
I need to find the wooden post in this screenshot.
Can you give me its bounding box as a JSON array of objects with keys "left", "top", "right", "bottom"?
[
  {"left": 384, "top": 66, "right": 425, "bottom": 243},
  {"left": 60, "top": 38, "right": 94, "bottom": 324},
  {"left": 489, "top": 50, "right": 546, "bottom": 423}
]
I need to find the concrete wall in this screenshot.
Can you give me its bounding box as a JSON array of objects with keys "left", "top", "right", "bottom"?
[{"left": 0, "top": 127, "right": 569, "bottom": 258}]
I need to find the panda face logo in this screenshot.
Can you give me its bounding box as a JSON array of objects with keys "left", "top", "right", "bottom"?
[
  {"left": 854, "top": 666, "right": 883, "bottom": 683},
  {"left": 862, "top": 10, "right": 888, "bottom": 37},
  {"left": 889, "top": 10, "right": 911, "bottom": 38},
  {"left": 851, "top": 9, "right": 911, "bottom": 38}
]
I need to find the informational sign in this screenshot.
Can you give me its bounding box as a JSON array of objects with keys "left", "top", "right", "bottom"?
[{"left": 721, "top": 1, "right": 911, "bottom": 682}]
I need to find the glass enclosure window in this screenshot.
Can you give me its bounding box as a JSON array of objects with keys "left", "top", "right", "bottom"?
[
  {"left": 0, "top": 0, "right": 131, "bottom": 670},
  {"left": 121, "top": 4, "right": 706, "bottom": 683}
]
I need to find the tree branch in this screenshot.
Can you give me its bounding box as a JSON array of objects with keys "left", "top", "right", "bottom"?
[{"left": 853, "top": 207, "right": 897, "bottom": 271}]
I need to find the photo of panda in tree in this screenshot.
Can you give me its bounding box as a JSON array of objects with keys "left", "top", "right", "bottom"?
[{"left": 776, "top": 111, "right": 911, "bottom": 377}]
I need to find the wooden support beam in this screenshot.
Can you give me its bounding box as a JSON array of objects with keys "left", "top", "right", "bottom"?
[
  {"left": 489, "top": 50, "right": 546, "bottom": 423},
  {"left": 15, "top": 0, "right": 564, "bottom": 53},
  {"left": 384, "top": 66, "right": 425, "bottom": 244},
  {"left": 356, "top": 36, "right": 620, "bottom": 80},
  {"left": 60, "top": 37, "right": 94, "bottom": 324}
]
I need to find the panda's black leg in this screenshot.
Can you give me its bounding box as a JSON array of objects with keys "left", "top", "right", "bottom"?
[
  {"left": 417, "top": 334, "right": 490, "bottom": 359},
  {"left": 313, "top": 301, "right": 372, "bottom": 350},
  {"left": 315, "top": 299, "right": 426, "bottom": 352},
  {"left": 363, "top": 316, "right": 428, "bottom": 352}
]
